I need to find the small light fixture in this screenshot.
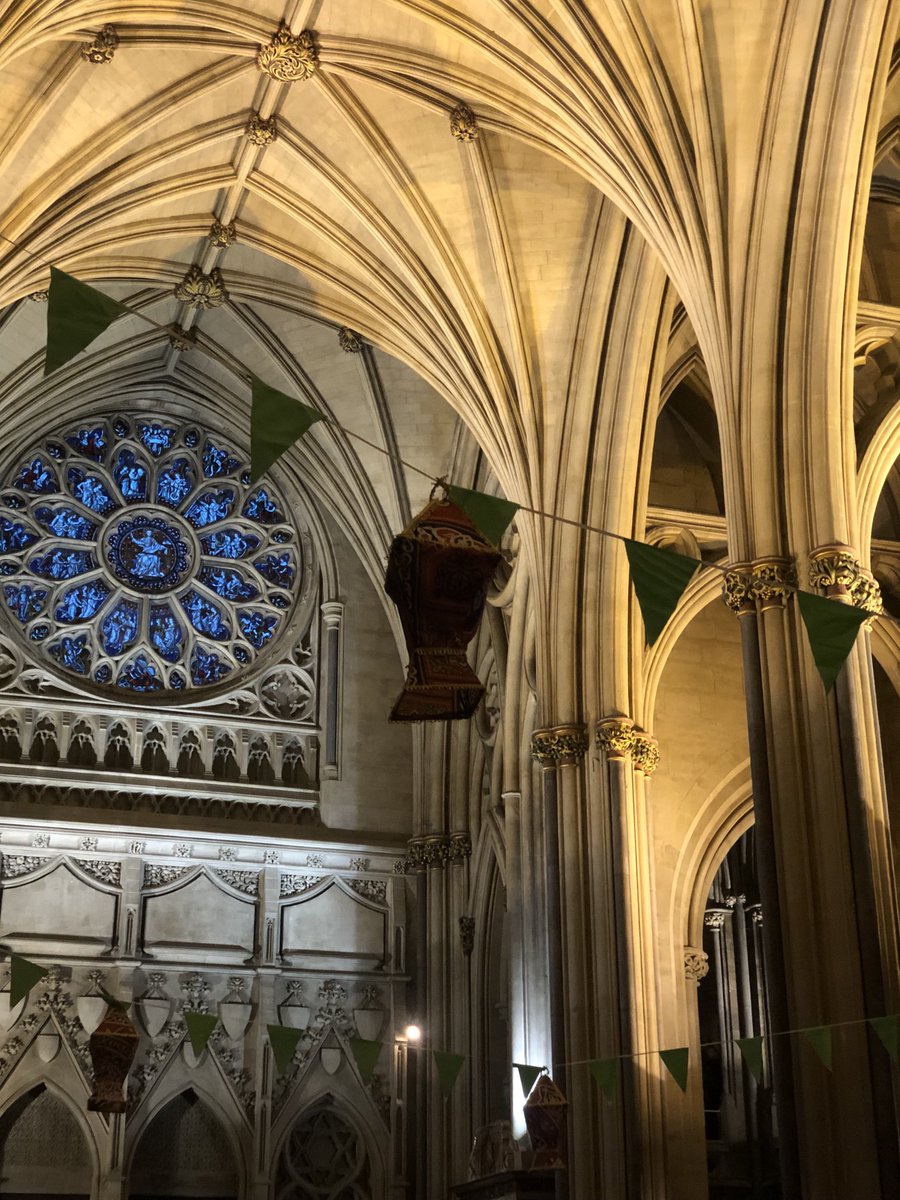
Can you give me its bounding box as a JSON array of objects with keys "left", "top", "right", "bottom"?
[{"left": 404, "top": 1023, "right": 422, "bottom": 1042}]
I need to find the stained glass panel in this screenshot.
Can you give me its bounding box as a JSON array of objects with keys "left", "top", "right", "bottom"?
[{"left": 199, "top": 566, "right": 259, "bottom": 601}]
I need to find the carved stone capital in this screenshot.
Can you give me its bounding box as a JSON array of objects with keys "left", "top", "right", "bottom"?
[
  {"left": 247, "top": 112, "right": 277, "bottom": 146},
  {"left": 338, "top": 327, "right": 363, "bottom": 353},
  {"left": 850, "top": 568, "right": 883, "bottom": 617},
  {"left": 404, "top": 832, "right": 472, "bottom": 871},
  {"left": 704, "top": 908, "right": 728, "bottom": 931},
  {"left": 808, "top": 545, "right": 860, "bottom": 599},
  {"left": 208, "top": 218, "right": 237, "bottom": 248},
  {"left": 530, "top": 725, "right": 588, "bottom": 766},
  {"left": 595, "top": 717, "right": 636, "bottom": 761},
  {"left": 722, "top": 564, "right": 753, "bottom": 616},
  {"left": 684, "top": 946, "right": 710, "bottom": 985},
  {"left": 450, "top": 103, "right": 479, "bottom": 142},
  {"left": 174, "top": 265, "right": 228, "bottom": 309},
  {"left": 257, "top": 23, "right": 318, "bottom": 81},
  {"left": 631, "top": 731, "right": 660, "bottom": 776},
  {"left": 81, "top": 25, "right": 119, "bottom": 64},
  {"left": 749, "top": 558, "right": 797, "bottom": 610}
]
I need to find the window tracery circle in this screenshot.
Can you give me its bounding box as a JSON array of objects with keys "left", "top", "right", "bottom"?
[
  {"left": 0, "top": 415, "right": 301, "bottom": 695},
  {"left": 276, "top": 1103, "right": 371, "bottom": 1199}
]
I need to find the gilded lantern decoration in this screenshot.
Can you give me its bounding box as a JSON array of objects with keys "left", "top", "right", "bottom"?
[
  {"left": 523, "top": 1072, "right": 568, "bottom": 1169},
  {"left": 87, "top": 1001, "right": 140, "bottom": 1112}
]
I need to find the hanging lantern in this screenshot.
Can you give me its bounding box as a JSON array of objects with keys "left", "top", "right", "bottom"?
[
  {"left": 523, "top": 1072, "right": 568, "bottom": 1169},
  {"left": 384, "top": 485, "right": 501, "bottom": 721},
  {"left": 87, "top": 1000, "right": 139, "bottom": 1113}
]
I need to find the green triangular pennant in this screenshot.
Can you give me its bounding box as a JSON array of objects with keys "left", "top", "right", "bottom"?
[
  {"left": 433, "top": 1050, "right": 465, "bottom": 1097},
  {"left": 447, "top": 484, "right": 518, "bottom": 546},
  {"left": 8, "top": 954, "right": 48, "bottom": 1009},
  {"left": 45, "top": 267, "right": 129, "bottom": 375},
  {"left": 250, "top": 376, "right": 323, "bottom": 482},
  {"left": 349, "top": 1037, "right": 382, "bottom": 1083},
  {"left": 659, "top": 1047, "right": 690, "bottom": 1091},
  {"left": 623, "top": 539, "right": 700, "bottom": 646},
  {"left": 736, "top": 1036, "right": 764, "bottom": 1083},
  {"left": 589, "top": 1058, "right": 619, "bottom": 1099},
  {"left": 869, "top": 1015, "right": 900, "bottom": 1061},
  {"left": 514, "top": 1062, "right": 542, "bottom": 1098},
  {"left": 803, "top": 1025, "right": 833, "bottom": 1070},
  {"left": 184, "top": 1011, "right": 218, "bottom": 1057},
  {"left": 796, "top": 591, "right": 867, "bottom": 693},
  {"left": 267, "top": 1024, "right": 302, "bottom": 1073}
]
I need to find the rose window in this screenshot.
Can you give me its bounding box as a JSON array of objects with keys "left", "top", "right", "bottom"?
[{"left": 0, "top": 415, "right": 300, "bottom": 694}]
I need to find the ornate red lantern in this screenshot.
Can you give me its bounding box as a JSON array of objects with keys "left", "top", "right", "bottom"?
[
  {"left": 523, "top": 1072, "right": 568, "bottom": 1169},
  {"left": 87, "top": 999, "right": 139, "bottom": 1113},
  {"left": 384, "top": 487, "right": 501, "bottom": 721}
]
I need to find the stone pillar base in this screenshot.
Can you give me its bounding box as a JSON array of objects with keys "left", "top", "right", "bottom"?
[{"left": 451, "top": 1170, "right": 559, "bottom": 1200}]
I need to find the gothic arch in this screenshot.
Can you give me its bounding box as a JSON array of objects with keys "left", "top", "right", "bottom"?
[
  {"left": 0, "top": 1078, "right": 99, "bottom": 1198},
  {"left": 271, "top": 1089, "right": 385, "bottom": 1200}
]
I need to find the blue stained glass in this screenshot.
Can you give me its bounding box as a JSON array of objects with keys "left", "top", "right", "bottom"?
[
  {"left": 254, "top": 551, "right": 294, "bottom": 588},
  {"left": 67, "top": 469, "right": 118, "bottom": 514},
  {"left": 117, "top": 653, "right": 163, "bottom": 691},
  {"left": 100, "top": 601, "right": 139, "bottom": 657},
  {"left": 0, "top": 517, "right": 38, "bottom": 553},
  {"left": 184, "top": 488, "right": 235, "bottom": 528},
  {"left": 30, "top": 625, "right": 49, "bottom": 641},
  {"left": 242, "top": 488, "right": 284, "bottom": 524},
  {"left": 240, "top": 470, "right": 251, "bottom": 486},
  {"left": 238, "top": 610, "right": 277, "bottom": 648},
  {"left": 3, "top": 495, "right": 25, "bottom": 509},
  {"left": 149, "top": 604, "right": 184, "bottom": 663},
  {"left": 14, "top": 458, "right": 58, "bottom": 494},
  {"left": 170, "top": 671, "right": 185, "bottom": 689},
  {"left": 272, "top": 530, "right": 290, "bottom": 544},
  {"left": 156, "top": 459, "right": 193, "bottom": 508},
  {"left": 201, "top": 529, "right": 260, "bottom": 559},
  {"left": 28, "top": 548, "right": 95, "bottom": 580},
  {"left": 179, "top": 590, "right": 229, "bottom": 640},
  {"left": 46, "top": 443, "right": 65, "bottom": 460},
  {"left": 113, "top": 418, "right": 129, "bottom": 438},
  {"left": 234, "top": 645, "right": 250, "bottom": 663},
  {"left": 0, "top": 563, "right": 15, "bottom": 576},
  {"left": 113, "top": 449, "right": 148, "bottom": 503},
  {"left": 137, "top": 423, "right": 176, "bottom": 456},
  {"left": 34, "top": 506, "right": 96, "bottom": 541},
  {"left": 202, "top": 441, "right": 240, "bottom": 478},
  {"left": 66, "top": 427, "right": 107, "bottom": 459},
  {"left": 48, "top": 634, "right": 90, "bottom": 674},
  {"left": 269, "top": 593, "right": 290, "bottom": 609},
  {"left": 55, "top": 581, "right": 110, "bottom": 623},
  {"left": 94, "top": 664, "right": 112, "bottom": 682},
  {"left": 4, "top": 583, "right": 47, "bottom": 622},
  {"left": 199, "top": 566, "right": 258, "bottom": 601},
  {"left": 191, "top": 644, "right": 231, "bottom": 686},
  {"left": 184, "top": 429, "right": 199, "bottom": 448}
]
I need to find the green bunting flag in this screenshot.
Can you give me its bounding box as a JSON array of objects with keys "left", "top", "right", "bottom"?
[
  {"left": 514, "top": 1062, "right": 542, "bottom": 1098},
  {"left": 623, "top": 539, "right": 700, "bottom": 646},
  {"left": 589, "top": 1058, "right": 619, "bottom": 1099},
  {"left": 796, "top": 591, "right": 868, "bottom": 693},
  {"left": 184, "top": 1011, "right": 218, "bottom": 1057},
  {"left": 659, "top": 1047, "right": 690, "bottom": 1092},
  {"left": 803, "top": 1026, "right": 833, "bottom": 1070},
  {"left": 250, "top": 376, "right": 323, "bottom": 482},
  {"left": 869, "top": 1016, "right": 899, "bottom": 1061},
  {"left": 45, "top": 266, "right": 129, "bottom": 376},
  {"left": 433, "top": 1050, "right": 465, "bottom": 1097},
  {"left": 9, "top": 954, "right": 48, "bottom": 1009},
  {"left": 447, "top": 484, "right": 519, "bottom": 547},
  {"left": 349, "top": 1037, "right": 382, "bottom": 1083},
  {"left": 267, "top": 1024, "right": 302, "bottom": 1073},
  {"left": 736, "top": 1036, "right": 764, "bottom": 1083}
]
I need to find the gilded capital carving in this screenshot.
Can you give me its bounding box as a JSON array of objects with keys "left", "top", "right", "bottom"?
[
  {"left": 722, "top": 564, "right": 753, "bottom": 616},
  {"left": 530, "top": 725, "right": 588, "bottom": 766},
  {"left": 684, "top": 946, "right": 710, "bottom": 985},
  {"left": 404, "top": 832, "right": 472, "bottom": 871},
  {"left": 247, "top": 112, "right": 277, "bottom": 146},
  {"left": 81, "top": 25, "right": 119, "bottom": 64},
  {"left": 174, "top": 265, "right": 228, "bottom": 309},
  {"left": 450, "top": 103, "right": 479, "bottom": 142},
  {"left": 595, "top": 717, "right": 636, "bottom": 761},
  {"left": 631, "top": 731, "right": 660, "bottom": 776},
  {"left": 749, "top": 558, "right": 796, "bottom": 609},
  {"left": 208, "top": 218, "right": 237, "bottom": 248},
  {"left": 850, "top": 568, "right": 883, "bottom": 617},
  {"left": 339, "top": 327, "right": 363, "bottom": 353},
  {"left": 257, "top": 23, "right": 318, "bottom": 81},
  {"left": 808, "top": 545, "right": 860, "bottom": 598},
  {"left": 704, "top": 908, "right": 728, "bottom": 931}
]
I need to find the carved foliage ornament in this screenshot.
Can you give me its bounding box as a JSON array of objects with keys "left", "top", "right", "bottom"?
[
  {"left": 174, "top": 265, "right": 228, "bottom": 309},
  {"left": 631, "top": 732, "right": 660, "bottom": 777},
  {"left": 722, "top": 559, "right": 797, "bottom": 614},
  {"left": 404, "top": 832, "right": 472, "bottom": 871},
  {"left": 208, "top": 218, "right": 237, "bottom": 248},
  {"left": 450, "top": 103, "right": 479, "bottom": 142},
  {"left": 530, "top": 725, "right": 588, "bottom": 766},
  {"left": 81, "top": 25, "right": 119, "bottom": 64},
  {"left": 594, "top": 718, "right": 636, "bottom": 761},
  {"left": 247, "top": 112, "right": 278, "bottom": 146},
  {"left": 257, "top": 23, "right": 318, "bottom": 82},
  {"left": 338, "top": 327, "right": 362, "bottom": 354},
  {"left": 684, "top": 946, "right": 709, "bottom": 985}
]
